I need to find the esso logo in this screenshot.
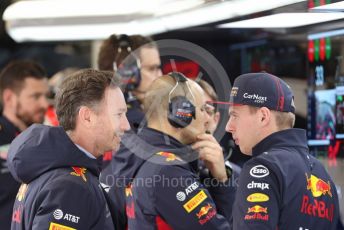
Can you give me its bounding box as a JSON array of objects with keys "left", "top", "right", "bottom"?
[{"left": 249, "top": 165, "right": 269, "bottom": 178}]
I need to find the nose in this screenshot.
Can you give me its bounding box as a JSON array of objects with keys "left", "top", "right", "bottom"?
[
  {"left": 41, "top": 95, "right": 49, "bottom": 110},
  {"left": 156, "top": 68, "right": 163, "bottom": 78},
  {"left": 225, "top": 117, "right": 233, "bottom": 133},
  {"left": 121, "top": 115, "right": 131, "bottom": 132},
  {"left": 203, "top": 107, "right": 211, "bottom": 124}
]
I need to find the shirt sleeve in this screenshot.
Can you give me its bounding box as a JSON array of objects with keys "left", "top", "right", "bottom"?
[
  {"left": 31, "top": 179, "right": 103, "bottom": 230},
  {"left": 153, "top": 165, "right": 232, "bottom": 229},
  {"left": 232, "top": 159, "right": 281, "bottom": 229}
]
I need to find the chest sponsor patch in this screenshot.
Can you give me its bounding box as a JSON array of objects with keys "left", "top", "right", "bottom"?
[
  {"left": 300, "top": 195, "right": 334, "bottom": 222},
  {"left": 49, "top": 222, "right": 76, "bottom": 230},
  {"left": 247, "top": 193, "right": 269, "bottom": 202},
  {"left": 249, "top": 165, "right": 269, "bottom": 178},
  {"left": 305, "top": 173, "right": 332, "bottom": 198},
  {"left": 183, "top": 190, "right": 207, "bottom": 213},
  {"left": 70, "top": 167, "right": 87, "bottom": 182}
]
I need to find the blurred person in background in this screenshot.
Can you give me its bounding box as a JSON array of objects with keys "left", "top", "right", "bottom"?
[
  {"left": 99, "top": 34, "right": 162, "bottom": 228},
  {"left": 98, "top": 34, "right": 162, "bottom": 130},
  {"left": 44, "top": 67, "right": 79, "bottom": 127},
  {"left": 0, "top": 60, "right": 49, "bottom": 230}
]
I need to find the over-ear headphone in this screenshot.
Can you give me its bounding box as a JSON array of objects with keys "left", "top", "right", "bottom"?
[
  {"left": 167, "top": 72, "right": 196, "bottom": 128},
  {"left": 113, "top": 34, "right": 141, "bottom": 91}
]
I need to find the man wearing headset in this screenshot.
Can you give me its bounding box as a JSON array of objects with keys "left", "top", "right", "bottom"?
[
  {"left": 98, "top": 34, "right": 162, "bottom": 130},
  {"left": 125, "top": 73, "right": 234, "bottom": 229},
  {"left": 98, "top": 34, "right": 164, "bottom": 229}
]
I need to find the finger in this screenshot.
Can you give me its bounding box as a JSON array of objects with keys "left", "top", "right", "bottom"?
[
  {"left": 196, "top": 133, "right": 216, "bottom": 142},
  {"left": 198, "top": 146, "right": 223, "bottom": 160},
  {"left": 191, "top": 140, "right": 220, "bottom": 151}
]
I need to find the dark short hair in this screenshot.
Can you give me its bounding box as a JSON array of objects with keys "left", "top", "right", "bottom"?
[
  {"left": 0, "top": 60, "right": 47, "bottom": 101},
  {"left": 55, "top": 69, "right": 121, "bottom": 131},
  {"left": 97, "top": 34, "right": 156, "bottom": 71}
]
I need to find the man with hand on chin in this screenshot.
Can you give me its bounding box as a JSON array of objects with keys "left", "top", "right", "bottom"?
[{"left": 125, "top": 72, "right": 234, "bottom": 229}]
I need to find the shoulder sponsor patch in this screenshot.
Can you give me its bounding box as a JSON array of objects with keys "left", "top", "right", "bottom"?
[
  {"left": 245, "top": 205, "right": 269, "bottom": 221},
  {"left": 53, "top": 209, "right": 80, "bottom": 223},
  {"left": 183, "top": 190, "right": 207, "bottom": 213},
  {"left": 176, "top": 191, "right": 186, "bottom": 201},
  {"left": 249, "top": 165, "right": 269, "bottom": 178},
  {"left": 176, "top": 181, "right": 200, "bottom": 201},
  {"left": 247, "top": 181, "right": 269, "bottom": 190},
  {"left": 247, "top": 205, "right": 268, "bottom": 214},
  {"left": 196, "top": 203, "right": 217, "bottom": 225},
  {"left": 247, "top": 193, "right": 269, "bottom": 202},
  {"left": 49, "top": 222, "right": 76, "bottom": 230}
]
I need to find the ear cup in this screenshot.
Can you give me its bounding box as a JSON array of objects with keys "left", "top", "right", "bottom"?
[
  {"left": 114, "top": 35, "right": 141, "bottom": 91},
  {"left": 116, "top": 54, "right": 141, "bottom": 91},
  {"left": 168, "top": 96, "right": 196, "bottom": 128}
]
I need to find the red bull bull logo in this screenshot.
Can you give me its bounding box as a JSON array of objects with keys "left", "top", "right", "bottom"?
[
  {"left": 70, "top": 167, "right": 87, "bottom": 182},
  {"left": 196, "top": 203, "right": 217, "bottom": 225},
  {"left": 125, "top": 183, "right": 133, "bottom": 197},
  {"left": 306, "top": 173, "right": 332, "bottom": 198},
  {"left": 157, "top": 152, "right": 178, "bottom": 162},
  {"left": 247, "top": 205, "right": 268, "bottom": 214},
  {"left": 196, "top": 203, "right": 212, "bottom": 219},
  {"left": 126, "top": 201, "right": 135, "bottom": 219},
  {"left": 12, "top": 205, "right": 23, "bottom": 224}
]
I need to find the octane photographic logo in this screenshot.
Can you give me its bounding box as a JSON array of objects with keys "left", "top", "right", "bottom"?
[{"left": 120, "top": 39, "right": 231, "bottom": 165}]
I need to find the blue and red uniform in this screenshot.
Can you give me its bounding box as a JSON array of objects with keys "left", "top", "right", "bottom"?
[{"left": 232, "top": 129, "right": 340, "bottom": 229}]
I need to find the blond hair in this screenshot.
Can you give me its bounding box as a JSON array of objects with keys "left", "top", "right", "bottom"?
[{"left": 143, "top": 74, "right": 196, "bottom": 122}]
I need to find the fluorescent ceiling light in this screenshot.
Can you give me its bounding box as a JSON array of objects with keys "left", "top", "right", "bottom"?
[
  {"left": 4, "top": 0, "right": 149, "bottom": 19},
  {"left": 7, "top": 20, "right": 167, "bottom": 42},
  {"left": 4, "top": 0, "right": 205, "bottom": 19},
  {"left": 308, "top": 28, "right": 344, "bottom": 40},
  {"left": 3, "top": 0, "right": 306, "bottom": 42},
  {"left": 218, "top": 12, "right": 344, "bottom": 29},
  {"left": 310, "top": 1, "right": 344, "bottom": 12}
]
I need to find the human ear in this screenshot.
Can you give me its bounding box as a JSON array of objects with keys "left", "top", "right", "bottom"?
[
  {"left": 78, "top": 106, "right": 93, "bottom": 127},
  {"left": 259, "top": 107, "right": 271, "bottom": 126},
  {"left": 2, "top": 89, "right": 16, "bottom": 106}
]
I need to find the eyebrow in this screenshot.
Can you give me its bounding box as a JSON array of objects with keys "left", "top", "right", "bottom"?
[
  {"left": 228, "top": 110, "right": 237, "bottom": 116},
  {"left": 117, "top": 108, "right": 128, "bottom": 113}
]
